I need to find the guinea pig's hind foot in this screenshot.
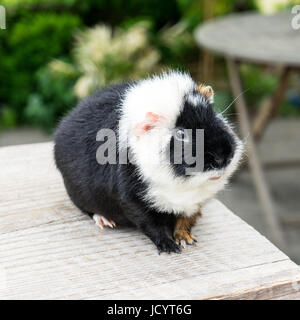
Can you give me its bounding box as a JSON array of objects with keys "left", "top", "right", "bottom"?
[{"left": 93, "top": 214, "right": 116, "bottom": 229}]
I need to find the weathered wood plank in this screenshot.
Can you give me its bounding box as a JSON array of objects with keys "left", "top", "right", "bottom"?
[{"left": 0, "top": 142, "right": 299, "bottom": 299}]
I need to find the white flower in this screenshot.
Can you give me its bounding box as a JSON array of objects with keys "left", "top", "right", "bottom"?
[
  {"left": 48, "top": 60, "right": 76, "bottom": 77},
  {"left": 74, "top": 75, "right": 100, "bottom": 98}
]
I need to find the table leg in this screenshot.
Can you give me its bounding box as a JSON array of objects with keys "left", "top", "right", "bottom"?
[
  {"left": 202, "top": 0, "right": 215, "bottom": 81},
  {"left": 252, "top": 67, "right": 292, "bottom": 140},
  {"left": 226, "top": 58, "right": 285, "bottom": 250}
]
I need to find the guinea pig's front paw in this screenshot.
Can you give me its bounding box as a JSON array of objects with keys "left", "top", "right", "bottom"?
[
  {"left": 174, "top": 229, "right": 197, "bottom": 248},
  {"left": 156, "top": 237, "right": 181, "bottom": 255}
]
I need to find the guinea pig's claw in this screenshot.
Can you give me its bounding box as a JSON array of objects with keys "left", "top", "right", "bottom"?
[
  {"left": 180, "top": 239, "right": 187, "bottom": 248},
  {"left": 174, "top": 230, "right": 197, "bottom": 248},
  {"left": 93, "top": 214, "right": 116, "bottom": 229},
  {"left": 156, "top": 238, "right": 181, "bottom": 255}
]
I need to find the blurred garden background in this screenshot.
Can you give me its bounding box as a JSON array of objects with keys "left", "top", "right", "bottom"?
[
  {"left": 1, "top": 0, "right": 300, "bottom": 135},
  {"left": 1, "top": 0, "right": 300, "bottom": 262}
]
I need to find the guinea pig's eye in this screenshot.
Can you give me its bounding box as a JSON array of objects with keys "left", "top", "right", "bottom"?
[{"left": 175, "top": 128, "right": 189, "bottom": 143}]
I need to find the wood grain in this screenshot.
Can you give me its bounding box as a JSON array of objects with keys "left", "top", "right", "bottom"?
[{"left": 0, "top": 142, "right": 299, "bottom": 299}]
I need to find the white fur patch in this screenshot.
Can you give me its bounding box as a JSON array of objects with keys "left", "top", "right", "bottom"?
[
  {"left": 118, "top": 71, "right": 244, "bottom": 217},
  {"left": 119, "top": 71, "right": 194, "bottom": 146}
]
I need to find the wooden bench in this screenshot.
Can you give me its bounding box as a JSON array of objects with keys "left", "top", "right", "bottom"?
[{"left": 0, "top": 142, "right": 300, "bottom": 299}]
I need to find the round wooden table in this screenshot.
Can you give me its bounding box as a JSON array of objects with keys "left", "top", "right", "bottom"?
[
  {"left": 195, "top": 12, "right": 300, "bottom": 66},
  {"left": 195, "top": 12, "right": 300, "bottom": 249}
]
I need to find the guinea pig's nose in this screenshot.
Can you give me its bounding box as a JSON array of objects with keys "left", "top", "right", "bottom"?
[{"left": 215, "top": 157, "right": 224, "bottom": 166}]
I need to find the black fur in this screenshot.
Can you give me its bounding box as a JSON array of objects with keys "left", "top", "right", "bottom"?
[
  {"left": 54, "top": 82, "right": 180, "bottom": 254},
  {"left": 170, "top": 96, "right": 236, "bottom": 176}
]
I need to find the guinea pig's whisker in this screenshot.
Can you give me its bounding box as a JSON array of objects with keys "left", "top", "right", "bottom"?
[
  {"left": 224, "top": 113, "right": 238, "bottom": 117},
  {"left": 207, "top": 151, "right": 218, "bottom": 158},
  {"left": 219, "top": 88, "right": 250, "bottom": 115},
  {"left": 243, "top": 132, "right": 250, "bottom": 144}
]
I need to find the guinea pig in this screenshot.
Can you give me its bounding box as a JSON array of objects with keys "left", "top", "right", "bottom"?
[{"left": 54, "top": 71, "right": 244, "bottom": 254}]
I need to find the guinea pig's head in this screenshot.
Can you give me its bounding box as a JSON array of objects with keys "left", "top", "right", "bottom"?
[
  {"left": 119, "top": 71, "right": 243, "bottom": 184},
  {"left": 169, "top": 86, "right": 240, "bottom": 180}
]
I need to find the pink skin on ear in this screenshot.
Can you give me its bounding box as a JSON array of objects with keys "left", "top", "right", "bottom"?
[{"left": 133, "top": 112, "right": 165, "bottom": 136}]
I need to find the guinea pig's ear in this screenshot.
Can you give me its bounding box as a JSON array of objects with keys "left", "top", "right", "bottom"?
[
  {"left": 133, "top": 112, "right": 165, "bottom": 136},
  {"left": 197, "top": 84, "right": 214, "bottom": 103}
]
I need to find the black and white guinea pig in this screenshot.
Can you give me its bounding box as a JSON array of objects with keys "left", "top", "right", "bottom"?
[{"left": 54, "top": 71, "right": 243, "bottom": 254}]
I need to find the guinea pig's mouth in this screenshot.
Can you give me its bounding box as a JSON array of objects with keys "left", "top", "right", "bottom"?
[
  {"left": 208, "top": 170, "right": 225, "bottom": 181},
  {"left": 209, "top": 175, "right": 222, "bottom": 181}
]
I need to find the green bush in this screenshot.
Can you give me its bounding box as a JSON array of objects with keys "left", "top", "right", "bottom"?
[
  {"left": 156, "top": 21, "right": 197, "bottom": 69},
  {"left": 48, "top": 22, "right": 160, "bottom": 99},
  {"left": 24, "top": 65, "right": 77, "bottom": 133},
  {"left": 177, "top": 0, "right": 257, "bottom": 30},
  {"left": 0, "top": 107, "right": 17, "bottom": 131},
  {"left": 0, "top": 0, "right": 183, "bottom": 131},
  {"left": 2, "top": 0, "right": 180, "bottom": 28},
  {"left": 0, "top": 12, "right": 82, "bottom": 125},
  {"left": 241, "top": 65, "right": 278, "bottom": 109}
]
